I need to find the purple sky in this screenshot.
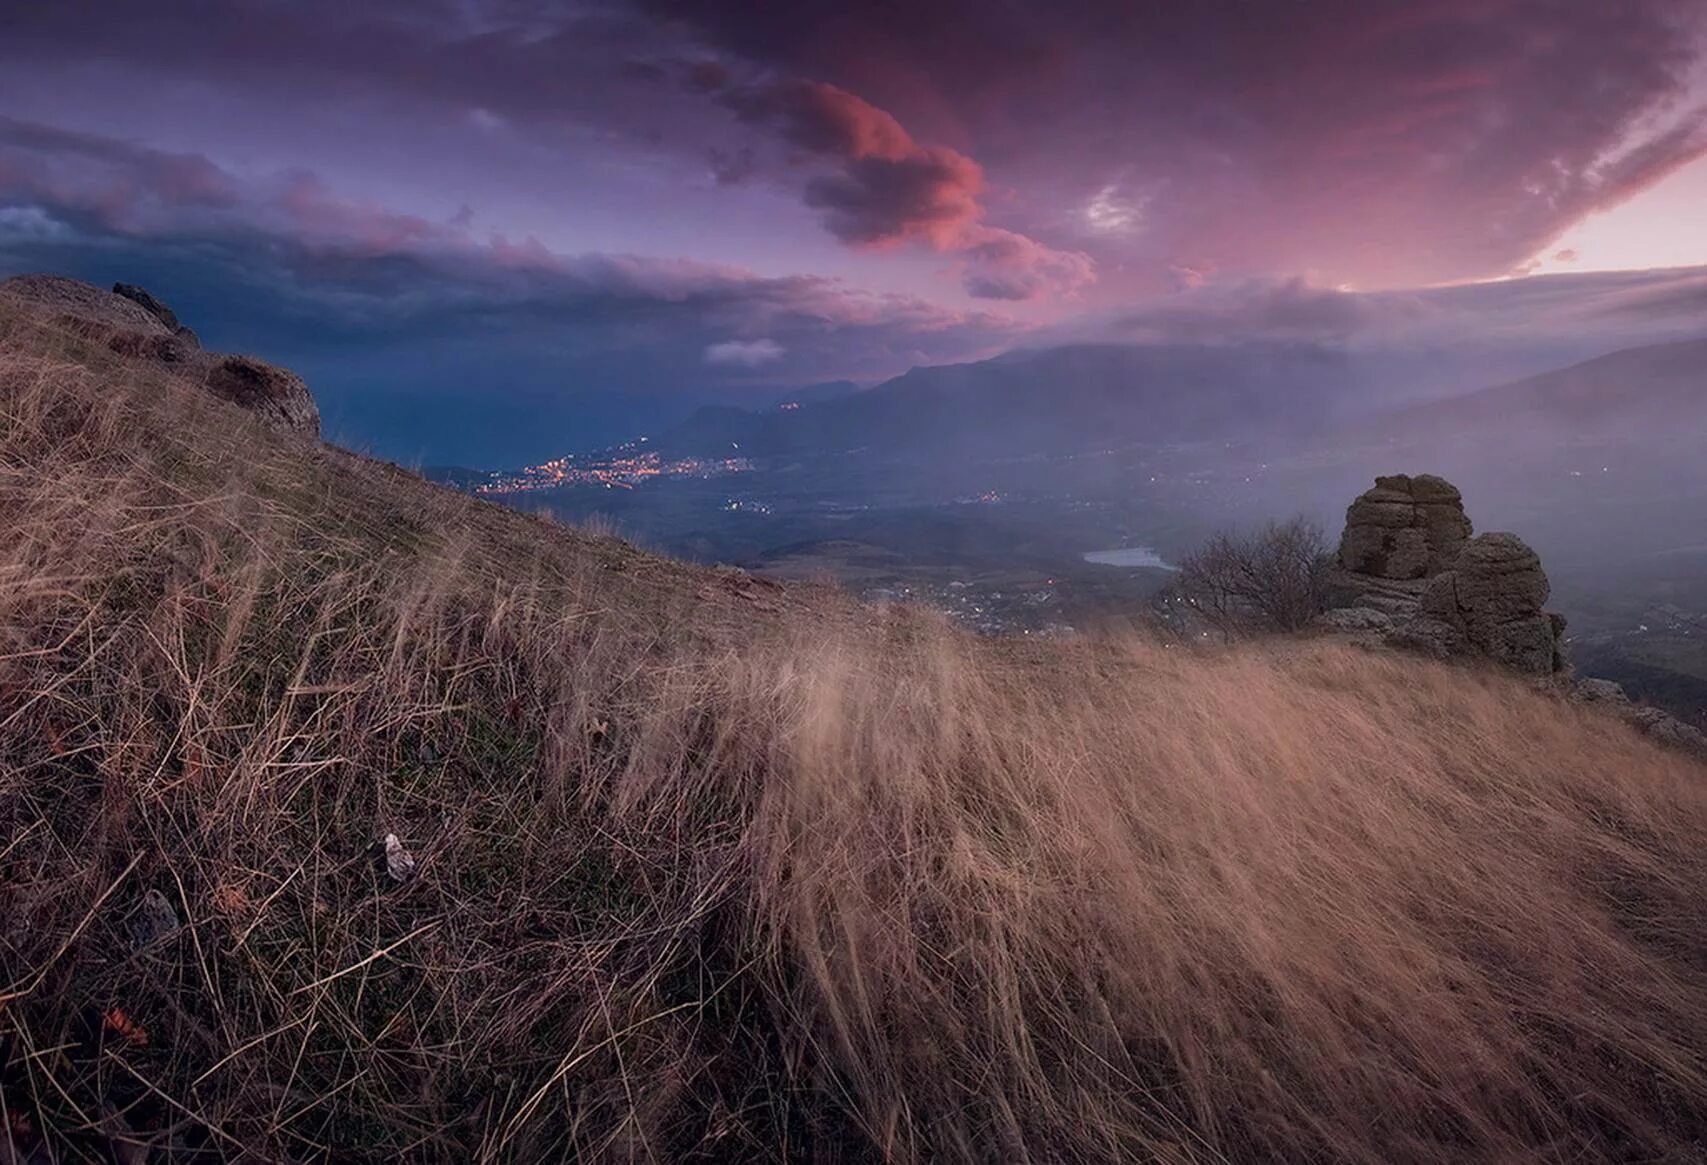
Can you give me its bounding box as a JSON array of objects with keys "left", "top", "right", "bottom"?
[{"left": 2, "top": 0, "right": 1706, "bottom": 463}]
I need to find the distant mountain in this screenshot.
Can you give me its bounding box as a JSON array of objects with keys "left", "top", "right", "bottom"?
[
  {"left": 770, "top": 380, "right": 862, "bottom": 410},
  {"left": 1382, "top": 338, "right": 1707, "bottom": 445},
  {"left": 659, "top": 342, "right": 1360, "bottom": 461}
]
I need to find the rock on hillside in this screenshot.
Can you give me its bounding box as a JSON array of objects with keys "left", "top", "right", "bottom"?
[
  {"left": 113, "top": 281, "right": 200, "bottom": 346},
  {"left": 204, "top": 355, "right": 321, "bottom": 433},
  {"left": 1409, "top": 533, "right": 1568, "bottom": 675},
  {"left": 1320, "top": 474, "right": 1703, "bottom": 754},
  {"left": 1324, "top": 473, "right": 1566, "bottom": 675},
  {"left": 0, "top": 274, "right": 318, "bottom": 437},
  {"left": 1336, "top": 473, "right": 1472, "bottom": 579}
]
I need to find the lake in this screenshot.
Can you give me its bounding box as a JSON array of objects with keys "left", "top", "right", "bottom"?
[{"left": 1082, "top": 547, "right": 1178, "bottom": 570}]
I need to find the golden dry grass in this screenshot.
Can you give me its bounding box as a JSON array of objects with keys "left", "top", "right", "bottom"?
[{"left": 3, "top": 300, "right": 1707, "bottom": 1162}]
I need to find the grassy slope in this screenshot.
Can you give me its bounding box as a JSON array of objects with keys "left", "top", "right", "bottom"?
[{"left": 3, "top": 299, "right": 1707, "bottom": 1163}]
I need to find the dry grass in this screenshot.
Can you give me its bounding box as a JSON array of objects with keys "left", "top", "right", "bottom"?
[{"left": 3, "top": 300, "right": 1707, "bottom": 1162}]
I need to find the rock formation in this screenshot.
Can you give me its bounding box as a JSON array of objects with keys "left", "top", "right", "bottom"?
[
  {"left": 204, "top": 355, "right": 320, "bottom": 434},
  {"left": 1323, "top": 474, "right": 1567, "bottom": 675},
  {"left": 1336, "top": 473, "right": 1472, "bottom": 579},
  {"left": 0, "top": 274, "right": 318, "bottom": 437},
  {"left": 1573, "top": 677, "right": 1707, "bottom": 760},
  {"left": 1417, "top": 533, "right": 1567, "bottom": 674},
  {"left": 112, "top": 281, "right": 200, "bottom": 347}
]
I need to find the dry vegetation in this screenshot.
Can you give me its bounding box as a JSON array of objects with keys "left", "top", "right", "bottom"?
[
  {"left": 1165, "top": 517, "right": 1333, "bottom": 639},
  {"left": 3, "top": 300, "right": 1707, "bottom": 1162}
]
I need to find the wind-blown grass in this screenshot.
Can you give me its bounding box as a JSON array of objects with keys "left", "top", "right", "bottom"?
[{"left": 2, "top": 300, "right": 1706, "bottom": 1162}]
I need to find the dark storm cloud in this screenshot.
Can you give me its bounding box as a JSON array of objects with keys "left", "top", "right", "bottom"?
[
  {"left": 644, "top": 0, "right": 1707, "bottom": 286},
  {"left": 1, "top": 2, "right": 1097, "bottom": 301},
  {"left": 0, "top": 117, "right": 1024, "bottom": 463}
]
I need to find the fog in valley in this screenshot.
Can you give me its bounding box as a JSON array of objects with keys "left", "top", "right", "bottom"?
[{"left": 456, "top": 272, "right": 1707, "bottom": 722}]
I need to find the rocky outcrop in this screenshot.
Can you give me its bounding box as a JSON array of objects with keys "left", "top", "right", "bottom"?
[
  {"left": 1572, "top": 677, "right": 1707, "bottom": 760},
  {"left": 1322, "top": 474, "right": 1566, "bottom": 675},
  {"left": 112, "top": 282, "right": 200, "bottom": 347},
  {"left": 204, "top": 355, "right": 320, "bottom": 434},
  {"left": 1336, "top": 473, "right": 1472, "bottom": 579},
  {"left": 1, "top": 274, "right": 318, "bottom": 437},
  {"left": 1417, "top": 533, "right": 1567, "bottom": 674}
]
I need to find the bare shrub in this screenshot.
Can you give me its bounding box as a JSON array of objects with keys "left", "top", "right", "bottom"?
[
  {"left": 4, "top": 299, "right": 1707, "bottom": 1162},
  {"left": 1166, "top": 516, "right": 1332, "bottom": 637}
]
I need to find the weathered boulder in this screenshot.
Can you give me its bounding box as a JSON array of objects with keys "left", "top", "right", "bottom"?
[
  {"left": 1417, "top": 533, "right": 1565, "bottom": 674},
  {"left": 1384, "top": 615, "right": 1467, "bottom": 660},
  {"left": 204, "top": 356, "right": 321, "bottom": 436},
  {"left": 1337, "top": 473, "right": 1472, "bottom": 579},
  {"left": 1, "top": 274, "right": 318, "bottom": 437},
  {"left": 112, "top": 282, "right": 200, "bottom": 347}
]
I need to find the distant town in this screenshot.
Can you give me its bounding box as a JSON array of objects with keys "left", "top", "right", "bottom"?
[{"left": 474, "top": 438, "right": 752, "bottom": 495}]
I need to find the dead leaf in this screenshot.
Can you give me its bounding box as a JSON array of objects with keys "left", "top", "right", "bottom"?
[
  {"left": 102, "top": 1007, "right": 149, "bottom": 1048},
  {"left": 383, "top": 833, "right": 416, "bottom": 882}
]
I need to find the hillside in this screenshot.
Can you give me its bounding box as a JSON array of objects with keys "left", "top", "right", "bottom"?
[
  {"left": 659, "top": 341, "right": 1359, "bottom": 460},
  {"left": 4, "top": 291, "right": 1707, "bottom": 1162},
  {"left": 1378, "top": 337, "right": 1707, "bottom": 447}
]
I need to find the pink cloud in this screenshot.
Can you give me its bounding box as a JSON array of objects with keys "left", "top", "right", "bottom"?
[{"left": 714, "top": 78, "right": 1094, "bottom": 298}]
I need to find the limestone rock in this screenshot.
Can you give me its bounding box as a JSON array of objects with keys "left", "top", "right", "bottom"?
[
  {"left": 1323, "top": 475, "right": 1567, "bottom": 676},
  {"left": 205, "top": 355, "right": 322, "bottom": 436},
  {"left": 1337, "top": 473, "right": 1471, "bottom": 579},
  {"left": 1573, "top": 678, "right": 1630, "bottom": 705},
  {"left": 1570, "top": 679, "right": 1707, "bottom": 759},
  {"left": 1415, "top": 532, "right": 1564, "bottom": 674},
  {"left": 112, "top": 282, "right": 195, "bottom": 343},
  {"left": 1383, "top": 616, "right": 1466, "bottom": 660},
  {"left": 1315, "top": 606, "right": 1395, "bottom": 633},
  {"left": 1626, "top": 706, "right": 1707, "bottom": 758}
]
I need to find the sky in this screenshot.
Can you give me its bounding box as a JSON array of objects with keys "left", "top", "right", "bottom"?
[{"left": 2, "top": 0, "right": 1706, "bottom": 465}]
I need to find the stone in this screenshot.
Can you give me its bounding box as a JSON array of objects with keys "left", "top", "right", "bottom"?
[
  {"left": 1626, "top": 706, "right": 1707, "bottom": 758},
  {"left": 112, "top": 282, "right": 194, "bottom": 342},
  {"left": 1573, "top": 678, "right": 1630, "bottom": 705},
  {"left": 1481, "top": 613, "right": 1560, "bottom": 674},
  {"left": 205, "top": 355, "right": 322, "bottom": 436},
  {"left": 1414, "top": 532, "right": 1565, "bottom": 674},
  {"left": 130, "top": 888, "right": 181, "bottom": 947},
  {"left": 1384, "top": 616, "right": 1466, "bottom": 660},
  {"left": 1315, "top": 606, "right": 1395, "bottom": 633},
  {"left": 1324, "top": 476, "right": 1568, "bottom": 676},
  {"left": 1337, "top": 473, "right": 1472, "bottom": 579}
]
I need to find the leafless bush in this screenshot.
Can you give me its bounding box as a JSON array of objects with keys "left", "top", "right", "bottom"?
[{"left": 1166, "top": 516, "right": 1332, "bottom": 637}]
